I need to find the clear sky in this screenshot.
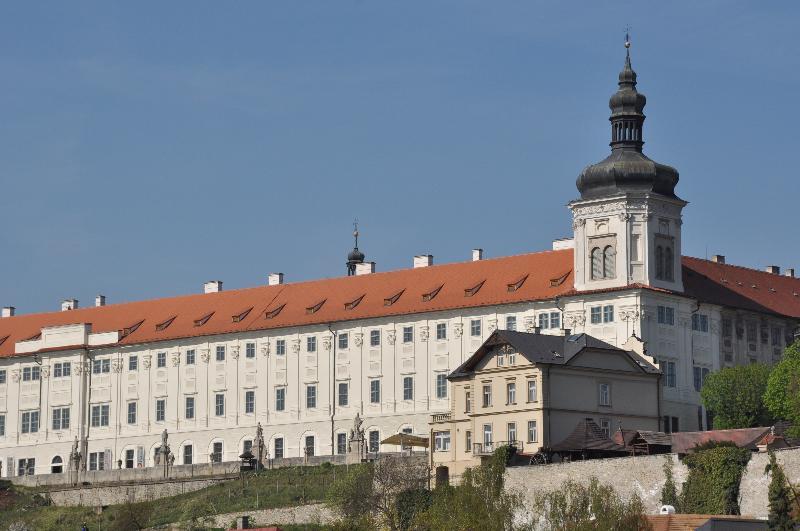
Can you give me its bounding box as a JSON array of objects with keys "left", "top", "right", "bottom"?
[{"left": 1, "top": 1, "right": 798, "bottom": 315}]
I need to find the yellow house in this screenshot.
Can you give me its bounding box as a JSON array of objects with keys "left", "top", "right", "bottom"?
[{"left": 430, "top": 330, "right": 662, "bottom": 477}]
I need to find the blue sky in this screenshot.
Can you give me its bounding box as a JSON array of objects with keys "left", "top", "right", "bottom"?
[{"left": 1, "top": 1, "right": 798, "bottom": 314}]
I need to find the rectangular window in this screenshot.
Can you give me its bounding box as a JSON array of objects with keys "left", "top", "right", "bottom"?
[
  {"left": 746, "top": 322, "right": 757, "bottom": 343},
  {"left": 90, "top": 405, "right": 109, "bottom": 427},
  {"left": 527, "top": 379, "right": 537, "bottom": 402},
  {"left": 538, "top": 313, "right": 549, "bottom": 329},
  {"left": 339, "top": 333, "right": 349, "bottom": 349},
  {"left": 23, "top": 366, "right": 41, "bottom": 381},
  {"left": 434, "top": 431, "right": 451, "bottom": 451},
  {"left": 508, "top": 350, "right": 516, "bottom": 364},
  {"left": 156, "top": 399, "right": 166, "bottom": 422},
  {"left": 185, "top": 350, "right": 195, "bottom": 365},
  {"left": 470, "top": 319, "right": 481, "bottom": 337},
  {"left": 483, "top": 424, "right": 493, "bottom": 449},
  {"left": 337, "top": 433, "right": 347, "bottom": 454},
  {"left": 600, "top": 418, "right": 611, "bottom": 438},
  {"left": 53, "top": 362, "right": 71, "bottom": 378},
  {"left": 693, "top": 367, "right": 711, "bottom": 392},
  {"left": 722, "top": 318, "right": 733, "bottom": 338},
  {"left": 0, "top": 414, "right": 5, "bottom": 437},
  {"left": 22, "top": 411, "right": 40, "bottom": 433},
  {"left": 590, "top": 307, "right": 602, "bottom": 324},
  {"left": 507, "top": 382, "right": 516, "bottom": 404},
  {"left": 307, "top": 336, "right": 317, "bottom": 352},
  {"left": 18, "top": 458, "right": 36, "bottom": 476},
  {"left": 550, "top": 312, "right": 561, "bottom": 329},
  {"left": 183, "top": 445, "right": 193, "bottom": 465},
  {"left": 304, "top": 435, "right": 315, "bottom": 457},
  {"left": 403, "top": 376, "right": 414, "bottom": 401},
  {"left": 370, "top": 380, "right": 380, "bottom": 404},
  {"left": 497, "top": 353, "right": 505, "bottom": 367},
  {"left": 215, "top": 394, "right": 225, "bottom": 417},
  {"left": 660, "top": 360, "right": 677, "bottom": 388},
  {"left": 215, "top": 345, "right": 226, "bottom": 362},
  {"left": 0, "top": 369, "right": 6, "bottom": 384},
  {"left": 507, "top": 422, "right": 517, "bottom": 443},
  {"left": 527, "top": 420, "right": 538, "bottom": 443},
  {"left": 52, "top": 407, "right": 70, "bottom": 430},
  {"left": 275, "top": 388, "right": 286, "bottom": 411},
  {"left": 506, "top": 315, "right": 517, "bottom": 331},
  {"left": 185, "top": 397, "right": 195, "bottom": 419},
  {"left": 403, "top": 326, "right": 414, "bottom": 343},
  {"left": 436, "top": 323, "right": 447, "bottom": 340},
  {"left": 246, "top": 342, "right": 256, "bottom": 358},
  {"left": 482, "top": 384, "right": 492, "bottom": 408},
  {"left": 599, "top": 383, "right": 610, "bottom": 406},
  {"left": 772, "top": 327, "right": 783, "bottom": 346},
  {"left": 88, "top": 453, "right": 104, "bottom": 471},
  {"left": 369, "top": 430, "right": 380, "bottom": 453},
  {"left": 274, "top": 437, "right": 284, "bottom": 459},
  {"left": 245, "top": 390, "right": 255, "bottom": 414},
  {"left": 658, "top": 306, "right": 675, "bottom": 325},
  {"left": 124, "top": 449, "right": 135, "bottom": 468},
  {"left": 436, "top": 374, "right": 447, "bottom": 399},
  {"left": 370, "top": 330, "right": 381, "bottom": 347},
  {"left": 127, "top": 402, "right": 137, "bottom": 425},
  {"left": 465, "top": 391, "right": 472, "bottom": 413},
  {"left": 338, "top": 382, "right": 349, "bottom": 406},
  {"left": 129, "top": 355, "right": 139, "bottom": 371},
  {"left": 465, "top": 431, "right": 472, "bottom": 452},
  {"left": 275, "top": 339, "right": 286, "bottom": 356},
  {"left": 211, "top": 442, "right": 223, "bottom": 463},
  {"left": 157, "top": 352, "right": 166, "bottom": 368},
  {"left": 692, "top": 314, "right": 709, "bottom": 332},
  {"left": 602, "top": 305, "right": 614, "bottom": 323},
  {"left": 307, "top": 385, "right": 317, "bottom": 409}
]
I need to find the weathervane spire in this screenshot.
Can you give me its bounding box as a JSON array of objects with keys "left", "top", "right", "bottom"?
[{"left": 624, "top": 26, "right": 632, "bottom": 61}]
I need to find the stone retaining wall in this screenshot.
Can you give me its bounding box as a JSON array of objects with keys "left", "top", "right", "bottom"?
[{"left": 46, "top": 478, "right": 227, "bottom": 507}]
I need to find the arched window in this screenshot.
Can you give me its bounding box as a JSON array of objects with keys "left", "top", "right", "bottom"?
[
  {"left": 664, "top": 247, "right": 674, "bottom": 282},
  {"left": 603, "top": 246, "right": 616, "bottom": 279},
  {"left": 591, "top": 247, "right": 602, "bottom": 280},
  {"left": 655, "top": 246, "right": 664, "bottom": 280},
  {"left": 51, "top": 456, "right": 63, "bottom": 474}
]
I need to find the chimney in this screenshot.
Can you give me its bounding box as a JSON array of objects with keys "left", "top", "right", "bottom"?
[
  {"left": 355, "top": 262, "right": 376, "bottom": 275},
  {"left": 1, "top": 307, "right": 15, "bottom": 318},
  {"left": 268, "top": 273, "right": 284, "bottom": 286},
  {"left": 414, "top": 255, "right": 433, "bottom": 268},
  {"left": 534, "top": 326, "right": 541, "bottom": 335},
  {"left": 236, "top": 515, "right": 250, "bottom": 529},
  {"left": 95, "top": 295, "right": 106, "bottom": 307},
  {"left": 61, "top": 299, "right": 79, "bottom": 311},
  {"left": 711, "top": 255, "right": 726, "bottom": 264},
  {"left": 204, "top": 281, "right": 222, "bottom": 294},
  {"left": 472, "top": 249, "right": 483, "bottom": 261},
  {"left": 785, "top": 268, "right": 795, "bottom": 278},
  {"left": 563, "top": 328, "right": 572, "bottom": 337},
  {"left": 766, "top": 265, "right": 781, "bottom": 275}
]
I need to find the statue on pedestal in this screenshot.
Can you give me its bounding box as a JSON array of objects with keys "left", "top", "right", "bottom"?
[
  {"left": 254, "top": 423, "right": 265, "bottom": 470},
  {"left": 346, "top": 413, "right": 367, "bottom": 464}
]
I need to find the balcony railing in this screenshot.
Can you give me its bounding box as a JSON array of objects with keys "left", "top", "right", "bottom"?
[
  {"left": 430, "top": 412, "right": 452, "bottom": 423},
  {"left": 472, "top": 440, "right": 522, "bottom": 456}
]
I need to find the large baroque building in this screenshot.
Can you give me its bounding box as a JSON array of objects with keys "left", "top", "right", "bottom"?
[{"left": 1, "top": 44, "right": 799, "bottom": 477}]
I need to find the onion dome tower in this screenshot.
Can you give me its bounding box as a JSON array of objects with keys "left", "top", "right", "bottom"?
[
  {"left": 569, "top": 34, "right": 686, "bottom": 293},
  {"left": 346, "top": 221, "right": 365, "bottom": 276},
  {"left": 576, "top": 38, "right": 680, "bottom": 199}
]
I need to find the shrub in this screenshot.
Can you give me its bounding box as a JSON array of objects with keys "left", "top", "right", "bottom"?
[{"left": 679, "top": 445, "right": 751, "bottom": 514}]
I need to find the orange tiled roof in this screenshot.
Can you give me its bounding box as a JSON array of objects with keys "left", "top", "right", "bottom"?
[
  {"left": 0, "top": 250, "right": 574, "bottom": 358},
  {"left": 647, "top": 514, "right": 765, "bottom": 530},
  {"left": 2, "top": 250, "right": 799, "bottom": 359}
]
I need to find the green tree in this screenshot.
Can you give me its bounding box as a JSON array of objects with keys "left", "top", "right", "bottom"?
[
  {"left": 531, "top": 477, "right": 652, "bottom": 531},
  {"left": 680, "top": 445, "right": 751, "bottom": 515},
  {"left": 661, "top": 455, "right": 679, "bottom": 509},
  {"left": 700, "top": 363, "right": 773, "bottom": 429},
  {"left": 765, "top": 341, "right": 800, "bottom": 436},
  {"left": 325, "top": 464, "right": 376, "bottom": 528},
  {"left": 765, "top": 451, "right": 796, "bottom": 530},
  {"left": 414, "top": 446, "right": 519, "bottom": 531}
]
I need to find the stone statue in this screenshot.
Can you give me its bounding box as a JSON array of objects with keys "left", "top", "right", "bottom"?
[
  {"left": 161, "top": 429, "right": 169, "bottom": 449},
  {"left": 352, "top": 413, "right": 364, "bottom": 440},
  {"left": 254, "top": 423, "right": 265, "bottom": 468},
  {"left": 70, "top": 436, "right": 81, "bottom": 471},
  {"left": 346, "top": 413, "right": 367, "bottom": 464}
]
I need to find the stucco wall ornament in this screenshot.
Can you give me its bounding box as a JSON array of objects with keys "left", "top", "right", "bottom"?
[{"left": 386, "top": 330, "right": 396, "bottom": 345}]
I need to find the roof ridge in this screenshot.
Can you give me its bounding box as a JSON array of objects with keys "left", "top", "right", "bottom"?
[{"left": 684, "top": 255, "right": 800, "bottom": 283}]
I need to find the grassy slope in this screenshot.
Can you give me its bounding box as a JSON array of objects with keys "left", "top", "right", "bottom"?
[{"left": 0, "top": 464, "right": 353, "bottom": 530}]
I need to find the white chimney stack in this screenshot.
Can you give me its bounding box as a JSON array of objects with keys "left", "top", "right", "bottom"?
[
  {"left": 472, "top": 249, "right": 483, "bottom": 261},
  {"left": 1, "top": 306, "right": 15, "bottom": 318},
  {"left": 268, "top": 273, "right": 284, "bottom": 286},
  {"left": 355, "top": 262, "right": 376, "bottom": 275},
  {"left": 785, "top": 268, "right": 796, "bottom": 278},
  {"left": 61, "top": 299, "right": 79, "bottom": 311},
  {"left": 414, "top": 255, "right": 433, "bottom": 268},
  {"left": 204, "top": 281, "right": 223, "bottom": 294},
  {"left": 711, "top": 255, "right": 726, "bottom": 264},
  {"left": 95, "top": 295, "right": 106, "bottom": 307},
  {"left": 766, "top": 265, "right": 781, "bottom": 275}
]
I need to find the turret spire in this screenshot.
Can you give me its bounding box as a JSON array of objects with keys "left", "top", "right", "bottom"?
[{"left": 346, "top": 219, "right": 366, "bottom": 276}]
